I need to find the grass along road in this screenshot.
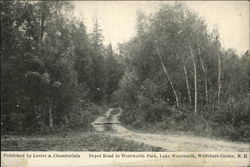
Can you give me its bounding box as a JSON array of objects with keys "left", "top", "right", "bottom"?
[
  {"left": 92, "top": 108, "right": 250, "bottom": 152},
  {"left": 1, "top": 131, "right": 162, "bottom": 151},
  {"left": 2, "top": 108, "right": 249, "bottom": 151},
  {"left": 1, "top": 107, "right": 161, "bottom": 151}
]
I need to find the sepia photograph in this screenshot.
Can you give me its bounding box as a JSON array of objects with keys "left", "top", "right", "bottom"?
[{"left": 1, "top": 0, "right": 250, "bottom": 157}]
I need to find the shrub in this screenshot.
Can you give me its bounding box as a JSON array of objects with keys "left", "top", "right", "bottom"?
[
  {"left": 120, "top": 97, "right": 250, "bottom": 142},
  {"left": 68, "top": 102, "right": 106, "bottom": 130}
]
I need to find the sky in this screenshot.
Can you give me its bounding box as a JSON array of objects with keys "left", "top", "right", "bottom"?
[{"left": 73, "top": 1, "right": 249, "bottom": 54}]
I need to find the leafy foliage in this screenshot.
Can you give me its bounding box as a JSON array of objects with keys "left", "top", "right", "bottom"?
[
  {"left": 115, "top": 2, "right": 250, "bottom": 141},
  {"left": 1, "top": 1, "right": 123, "bottom": 134},
  {"left": 1, "top": 1, "right": 249, "bottom": 142}
]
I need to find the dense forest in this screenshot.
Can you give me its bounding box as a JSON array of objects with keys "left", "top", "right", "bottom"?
[
  {"left": 1, "top": 1, "right": 249, "bottom": 141},
  {"left": 114, "top": 3, "right": 250, "bottom": 141},
  {"left": 1, "top": 1, "right": 124, "bottom": 134}
]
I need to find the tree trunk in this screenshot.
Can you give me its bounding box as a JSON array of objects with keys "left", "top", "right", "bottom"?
[
  {"left": 188, "top": 42, "right": 197, "bottom": 114},
  {"left": 224, "top": 84, "right": 230, "bottom": 102},
  {"left": 40, "top": 16, "right": 44, "bottom": 46},
  {"left": 217, "top": 50, "right": 222, "bottom": 108},
  {"left": 198, "top": 45, "right": 208, "bottom": 104},
  {"left": 181, "top": 54, "right": 192, "bottom": 104},
  {"left": 156, "top": 47, "right": 179, "bottom": 109},
  {"left": 48, "top": 105, "right": 53, "bottom": 128},
  {"left": 40, "top": 3, "right": 46, "bottom": 47}
]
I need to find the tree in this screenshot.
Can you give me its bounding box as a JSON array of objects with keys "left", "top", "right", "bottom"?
[
  {"left": 89, "top": 19, "right": 107, "bottom": 102},
  {"left": 214, "top": 34, "right": 222, "bottom": 108},
  {"left": 155, "top": 46, "right": 179, "bottom": 109},
  {"left": 188, "top": 42, "right": 198, "bottom": 114},
  {"left": 1, "top": 1, "right": 79, "bottom": 132},
  {"left": 181, "top": 54, "right": 192, "bottom": 104},
  {"left": 197, "top": 44, "right": 208, "bottom": 104},
  {"left": 105, "top": 44, "right": 124, "bottom": 101}
]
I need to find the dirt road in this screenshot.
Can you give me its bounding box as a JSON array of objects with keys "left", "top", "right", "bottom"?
[{"left": 91, "top": 108, "right": 250, "bottom": 152}]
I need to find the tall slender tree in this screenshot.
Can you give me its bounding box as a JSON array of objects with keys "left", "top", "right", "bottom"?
[
  {"left": 188, "top": 41, "right": 197, "bottom": 114},
  {"left": 181, "top": 54, "right": 192, "bottom": 104},
  {"left": 156, "top": 46, "right": 179, "bottom": 109},
  {"left": 216, "top": 35, "right": 222, "bottom": 108},
  {"left": 197, "top": 44, "right": 208, "bottom": 104}
]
